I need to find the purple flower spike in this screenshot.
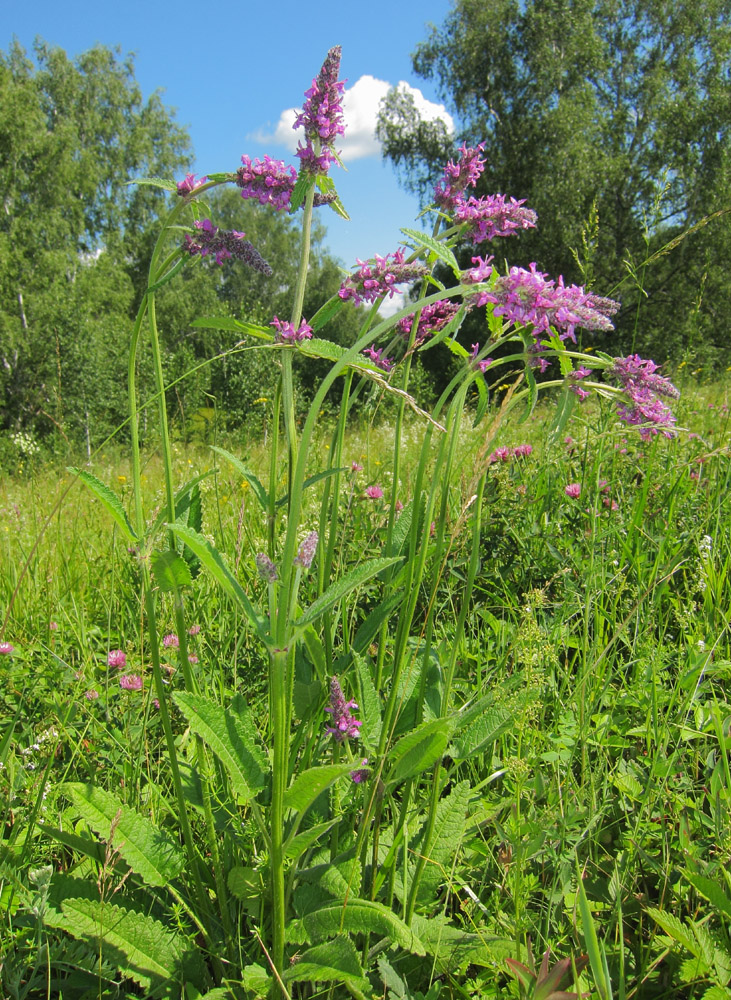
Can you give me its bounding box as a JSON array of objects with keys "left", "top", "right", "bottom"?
[
  {"left": 434, "top": 143, "right": 486, "bottom": 213},
  {"left": 350, "top": 759, "right": 370, "bottom": 784},
  {"left": 293, "top": 46, "right": 346, "bottom": 178},
  {"left": 609, "top": 354, "right": 679, "bottom": 438},
  {"left": 324, "top": 676, "right": 362, "bottom": 742},
  {"left": 362, "top": 346, "right": 394, "bottom": 372},
  {"left": 237, "top": 155, "right": 297, "bottom": 211},
  {"left": 271, "top": 316, "right": 313, "bottom": 343},
  {"left": 184, "top": 220, "right": 273, "bottom": 274},
  {"left": 294, "top": 531, "right": 318, "bottom": 569},
  {"left": 397, "top": 299, "right": 461, "bottom": 347},
  {"left": 338, "top": 250, "right": 428, "bottom": 307},
  {"left": 455, "top": 194, "right": 537, "bottom": 244},
  {"left": 256, "top": 553, "right": 278, "bottom": 583}
]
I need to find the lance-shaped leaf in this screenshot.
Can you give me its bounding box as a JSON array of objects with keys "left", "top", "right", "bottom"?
[
  {"left": 173, "top": 692, "right": 269, "bottom": 802},
  {"left": 62, "top": 784, "right": 185, "bottom": 887},
  {"left": 166, "top": 522, "right": 269, "bottom": 643},
  {"left": 302, "top": 899, "right": 426, "bottom": 955},
  {"left": 296, "top": 557, "right": 402, "bottom": 630},
  {"left": 400, "top": 227, "right": 461, "bottom": 279},
  {"left": 386, "top": 718, "right": 452, "bottom": 787},
  {"left": 283, "top": 763, "right": 356, "bottom": 816},
  {"left": 68, "top": 468, "right": 137, "bottom": 544}
]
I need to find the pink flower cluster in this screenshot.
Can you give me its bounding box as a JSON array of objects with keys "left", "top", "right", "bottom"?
[
  {"left": 338, "top": 250, "right": 428, "bottom": 307},
  {"left": 256, "top": 553, "right": 278, "bottom": 582},
  {"left": 434, "top": 143, "right": 486, "bottom": 212},
  {"left": 608, "top": 355, "right": 680, "bottom": 438},
  {"left": 365, "top": 485, "right": 384, "bottom": 499},
  {"left": 396, "top": 299, "right": 461, "bottom": 347},
  {"left": 362, "top": 346, "right": 394, "bottom": 372},
  {"left": 0, "top": 641, "right": 14, "bottom": 655},
  {"left": 119, "top": 674, "right": 143, "bottom": 691},
  {"left": 294, "top": 531, "right": 319, "bottom": 569},
  {"left": 176, "top": 173, "right": 208, "bottom": 196},
  {"left": 271, "top": 316, "right": 313, "bottom": 343},
  {"left": 294, "top": 46, "right": 345, "bottom": 177},
  {"left": 487, "top": 444, "right": 533, "bottom": 464},
  {"left": 324, "top": 676, "right": 362, "bottom": 742},
  {"left": 184, "top": 219, "right": 272, "bottom": 274},
  {"left": 455, "top": 194, "right": 538, "bottom": 244},
  {"left": 236, "top": 155, "right": 297, "bottom": 211},
  {"left": 107, "top": 649, "right": 126, "bottom": 668}
]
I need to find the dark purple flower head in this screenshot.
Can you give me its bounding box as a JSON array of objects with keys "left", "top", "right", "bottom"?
[
  {"left": 256, "top": 553, "right": 278, "bottom": 583},
  {"left": 608, "top": 354, "right": 679, "bottom": 438},
  {"left": 271, "top": 316, "right": 313, "bottom": 343},
  {"left": 350, "top": 759, "right": 370, "bottom": 784},
  {"left": 177, "top": 173, "right": 208, "bottom": 196},
  {"left": 184, "top": 219, "right": 273, "bottom": 274},
  {"left": 324, "top": 676, "right": 362, "bottom": 742},
  {"left": 396, "top": 299, "right": 461, "bottom": 347},
  {"left": 338, "top": 249, "right": 428, "bottom": 307},
  {"left": 294, "top": 531, "right": 318, "bottom": 569},
  {"left": 454, "top": 194, "right": 537, "bottom": 244},
  {"left": 362, "top": 346, "right": 394, "bottom": 372},
  {"left": 434, "top": 143, "right": 486, "bottom": 212}
]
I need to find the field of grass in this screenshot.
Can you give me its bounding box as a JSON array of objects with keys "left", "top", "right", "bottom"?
[{"left": 1, "top": 379, "right": 730, "bottom": 1000}]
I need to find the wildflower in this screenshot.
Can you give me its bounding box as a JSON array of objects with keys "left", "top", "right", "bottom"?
[
  {"left": 395, "top": 500, "right": 404, "bottom": 512},
  {"left": 608, "top": 354, "right": 679, "bottom": 439},
  {"left": 351, "top": 461, "right": 363, "bottom": 473},
  {"left": 119, "top": 674, "right": 143, "bottom": 691},
  {"left": 699, "top": 534, "right": 713, "bottom": 557},
  {"left": 455, "top": 194, "right": 537, "bottom": 244},
  {"left": 188, "top": 654, "right": 199, "bottom": 664},
  {"left": 350, "top": 759, "right": 371, "bottom": 784},
  {"left": 271, "top": 316, "right": 313, "bottom": 343},
  {"left": 294, "top": 46, "right": 345, "bottom": 178},
  {"left": 565, "top": 483, "right": 582, "bottom": 499},
  {"left": 188, "top": 624, "right": 201, "bottom": 636},
  {"left": 0, "top": 641, "right": 14, "bottom": 654},
  {"left": 434, "top": 143, "right": 486, "bottom": 213},
  {"left": 396, "top": 299, "right": 461, "bottom": 347},
  {"left": 463, "top": 255, "right": 495, "bottom": 286},
  {"left": 184, "top": 219, "right": 272, "bottom": 274},
  {"left": 362, "top": 346, "right": 394, "bottom": 372},
  {"left": 514, "top": 444, "right": 533, "bottom": 458},
  {"left": 365, "top": 485, "right": 384, "bottom": 499},
  {"left": 294, "top": 531, "right": 318, "bottom": 569},
  {"left": 107, "top": 649, "right": 127, "bottom": 668},
  {"left": 236, "top": 155, "right": 297, "bottom": 210},
  {"left": 85, "top": 689, "right": 99, "bottom": 700},
  {"left": 469, "top": 342, "right": 493, "bottom": 373},
  {"left": 162, "top": 633, "right": 179, "bottom": 649},
  {"left": 324, "top": 676, "right": 362, "bottom": 742},
  {"left": 338, "top": 249, "right": 428, "bottom": 307},
  {"left": 176, "top": 172, "right": 207, "bottom": 196},
  {"left": 256, "top": 553, "right": 278, "bottom": 583},
  {"left": 49, "top": 621, "right": 58, "bottom": 631},
  {"left": 488, "top": 447, "right": 513, "bottom": 464}
]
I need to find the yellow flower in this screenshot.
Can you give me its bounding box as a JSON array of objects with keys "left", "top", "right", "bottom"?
[
  {"left": 254, "top": 397, "right": 269, "bottom": 405},
  {"left": 117, "top": 475, "right": 127, "bottom": 484}
]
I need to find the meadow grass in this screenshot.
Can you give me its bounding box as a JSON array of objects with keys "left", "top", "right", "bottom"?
[{"left": 1, "top": 380, "right": 730, "bottom": 999}]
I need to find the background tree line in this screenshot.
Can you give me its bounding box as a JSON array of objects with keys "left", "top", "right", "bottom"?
[{"left": 2, "top": 2, "right": 730, "bottom": 463}]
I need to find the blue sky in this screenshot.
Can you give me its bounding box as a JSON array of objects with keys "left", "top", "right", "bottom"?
[{"left": 7, "top": 0, "right": 459, "bottom": 270}]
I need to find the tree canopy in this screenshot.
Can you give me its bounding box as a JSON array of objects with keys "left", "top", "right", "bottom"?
[{"left": 377, "top": 0, "right": 731, "bottom": 365}]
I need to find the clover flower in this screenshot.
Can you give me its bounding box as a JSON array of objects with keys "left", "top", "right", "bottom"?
[
  {"left": 434, "top": 143, "right": 486, "bottom": 212},
  {"left": 362, "top": 346, "right": 394, "bottom": 372},
  {"left": 514, "top": 444, "right": 533, "bottom": 458},
  {"left": 365, "top": 485, "right": 384, "bottom": 499},
  {"left": 236, "top": 155, "right": 297, "bottom": 211},
  {"left": 107, "top": 649, "right": 127, "bottom": 668},
  {"left": 162, "top": 633, "right": 179, "bottom": 649},
  {"left": 271, "top": 316, "right": 313, "bottom": 343},
  {"left": 184, "top": 219, "right": 273, "bottom": 274},
  {"left": 455, "top": 194, "right": 538, "bottom": 244},
  {"left": 396, "top": 299, "right": 461, "bottom": 347},
  {"left": 294, "top": 531, "right": 318, "bottom": 569},
  {"left": 256, "top": 553, "right": 278, "bottom": 583},
  {"left": 0, "top": 641, "right": 14, "bottom": 655},
  {"left": 565, "top": 483, "right": 582, "bottom": 498},
  {"left": 119, "top": 674, "right": 143, "bottom": 691},
  {"left": 338, "top": 250, "right": 428, "bottom": 307},
  {"left": 324, "top": 676, "right": 362, "bottom": 742},
  {"left": 608, "top": 354, "right": 679, "bottom": 438},
  {"left": 176, "top": 173, "right": 207, "bottom": 196},
  {"left": 85, "top": 689, "right": 99, "bottom": 700}
]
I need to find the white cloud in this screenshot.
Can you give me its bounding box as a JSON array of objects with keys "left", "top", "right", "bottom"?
[
  {"left": 251, "top": 76, "right": 454, "bottom": 163},
  {"left": 377, "top": 290, "right": 407, "bottom": 320}
]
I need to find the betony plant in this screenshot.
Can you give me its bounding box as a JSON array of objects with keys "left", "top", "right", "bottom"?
[{"left": 41, "top": 45, "right": 680, "bottom": 999}]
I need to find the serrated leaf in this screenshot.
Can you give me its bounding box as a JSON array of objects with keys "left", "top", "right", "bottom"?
[
  {"left": 450, "top": 703, "right": 518, "bottom": 760},
  {"left": 297, "top": 558, "right": 402, "bottom": 629},
  {"left": 173, "top": 692, "right": 268, "bottom": 802},
  {"left": 353, "top": 651, "right": 383, "bottom": 753},
  {"left": 210, "top": 447, "right": 270, "bottom": 511},
  {"left": 151, "top": 550, "right": 193, "bottom": 592},
  {"left": 685, "top": 872, "right": 731, "bottom": 922},
  {"left": 647, "top": 907, "right": 701, "bottom": 958},
  {"left": 131, "top": 176, "right": 177, "bottom": 191},
  {"left": 44, "top": 896, "right": 199, "bottom": 990},
  {"left": 400, "top": 227, "right": 460, "bottom": 278},
  {"left": 290, "top": 174, "right": 312, "bottom": 213},
  {"left": 68, "top": 469, "right": 136, "bottom": 543},
  {"left": 302, "top": 899, "right": 426, "bottom": 955},
  {"left": 414, "top": 781, "right": 471, "bottom": 903},
  {"left": 166, "top": 523, "right": 269, "bottom": 642},
  {"left": 283, "top": 763, "right": 355, "bottom": 815},
  {"left": 298, "top": 338, "right": 349, "bottom": 363},
  {"left": 387, "top": 719, "right": 451, "bottom": 786},
  {"left": 62, "top": 784, "right": 184, "bottom": 887},
  {"left": 284, "top": 935, "right": 367, "bottom": 987}
]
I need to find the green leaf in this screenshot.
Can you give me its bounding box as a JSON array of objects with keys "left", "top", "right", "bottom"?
[
  {"left": 131, "top": 176, "right": 177, "bottom": 191},
  {"left": 290, "top": 173, "right": 312, "bottom": 212},
  {"left": 309, "top": 296, "right": 346, "bottom": 332},
  {"left": 151, "top": 550, "right": 193, "bottom": 592},
  {"left": 353, "top": 651, "right": 383, "bottom": 753},
  {"left": 386, "top": 719, "right": 452, "bottom": 786},
  {"left": 298, "top": 337, "right": 349, "bottom": 364},
  {"left": 302, "top": 899, "right": 426, "bottom": 955},
  {"left": 62, "top": 784, "right": 185, "bottom": 887},
  {"left": 414, "top": 780, "right": 471, "bottom": 903},
  {"left": 285, "top": 819, "right": 338, "bottom": 861},
  {"left": 283, "top": 763, "right": 355, "bottom": 815},
  {"left": 274, "top": 467, "right": 348, "bottom": 509},
  {"left": 36, "top": 824, "right": 106, "bottom": 866},
  {"left": 166, "top": 523, "right": 269, "bottom": 642},
  {"left": 173, "top": 692, "right": 269, "bottom": 802},
  {"left": 400, "top": 227, "right": 461, "bottom": 278},
  {"left": 210, "top": 447, "right": 270, "bottom": 511},
  {"left": 44, "top": 896, "right": 200, "bottom": 991},
  {"left": 647, "top": 907, "right": 701, "bottom": 959},
  {"left": 685, "top": 872, "right": 731, "bottom": 922},
  {"left": 450, "top": 702, "right": 520, "bottom": 760},
  {"left": 297, "top": 557, "right": 402, "bottom": 629},
  {"left": 284, "top": 935, "right": 367, "bottom": 988},
  {"left": 68, "top": 468, "right": 136, "bottom": 543},
  {"left": 190, "top": 316, "right": 246, "bottom": 332},
  {"left": 577, "top": 870, "right": 614, "bottom": 1000}
]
